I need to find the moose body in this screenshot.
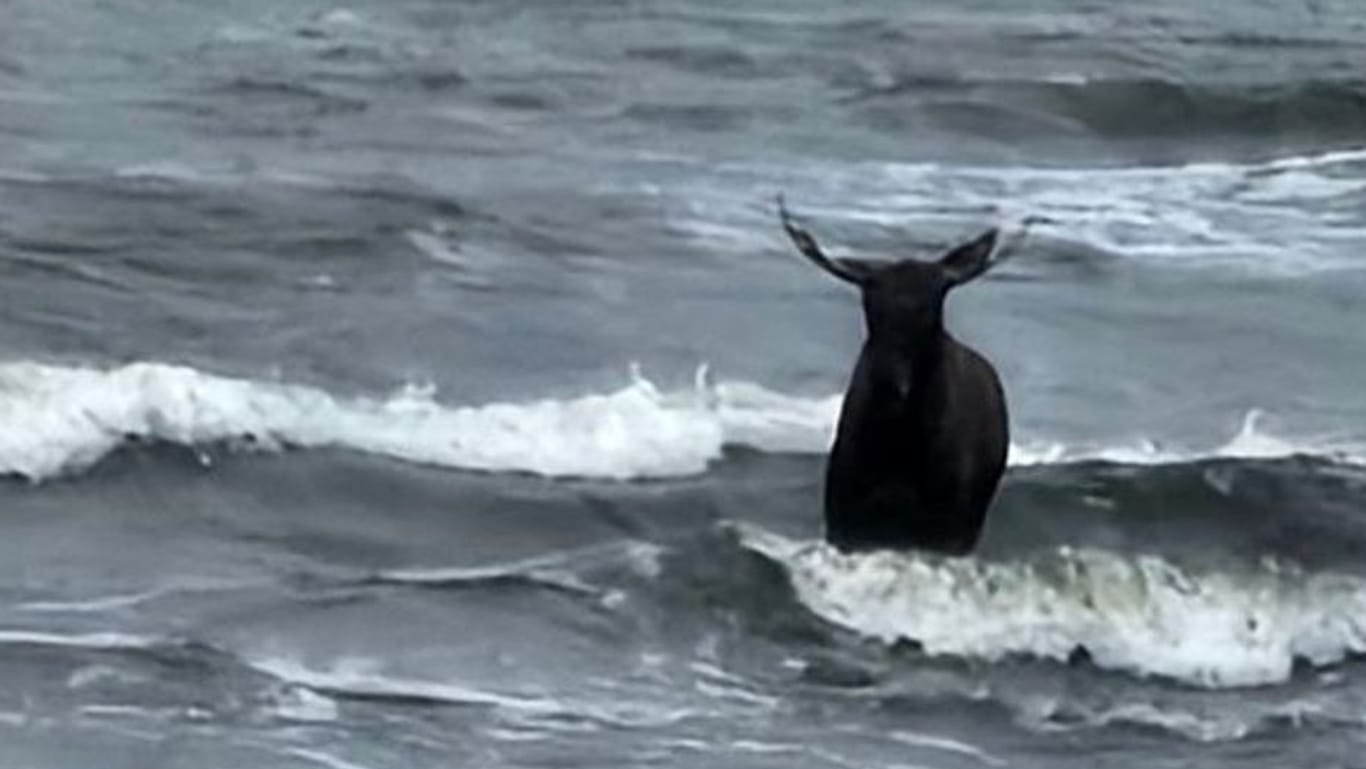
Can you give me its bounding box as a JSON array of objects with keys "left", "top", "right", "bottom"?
[{"left": 779, "top": 199, "right": 1009, "bottom": 555}]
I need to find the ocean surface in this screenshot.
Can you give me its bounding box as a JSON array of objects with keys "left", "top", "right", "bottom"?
[{"left": 3, "top": 0, "right": 1366, "bottom": 766}]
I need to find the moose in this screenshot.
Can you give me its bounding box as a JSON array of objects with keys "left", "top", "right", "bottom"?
[{"left": 778, "top": 197, "right": 1009, "bottom": 555}]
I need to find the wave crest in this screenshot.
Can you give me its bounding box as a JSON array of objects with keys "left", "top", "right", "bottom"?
[
  {"left": 0, "top": 360, "right": 1356, "bottom": 482},
  {"left": 740, "top": 524, "right": 1366, "bottom": 688},
  {"left": 0, "top": 360, "right": 835, "bottom": 481}
]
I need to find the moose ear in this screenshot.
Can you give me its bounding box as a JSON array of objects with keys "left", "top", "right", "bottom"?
[
  {"left": 939, "top": 229, "right": 1000, "bottom": 286},
  {"left": 830, "top": 258, "right": 880, "bottom": 283},
  {"left": 778, "top": 195, "right": 879, "bottom": 286}
]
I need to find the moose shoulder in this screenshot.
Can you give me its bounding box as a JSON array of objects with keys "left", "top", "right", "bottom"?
[{"left": 778, "top": 198, "right": 1009, "bottom": 555}]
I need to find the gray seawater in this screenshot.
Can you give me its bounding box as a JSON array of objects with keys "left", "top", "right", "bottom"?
[{"left": 3, "top": 0, "right": 1366, "bottom": 767}]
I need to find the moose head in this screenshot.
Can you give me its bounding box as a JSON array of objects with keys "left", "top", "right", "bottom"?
[{"left": 779, "top": 196, "right": 1001, "bottom": 349}]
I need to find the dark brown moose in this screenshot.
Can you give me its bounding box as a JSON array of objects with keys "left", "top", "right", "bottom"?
[{"left": 778, "top": 197, "right": 1009, "bottom": 554}]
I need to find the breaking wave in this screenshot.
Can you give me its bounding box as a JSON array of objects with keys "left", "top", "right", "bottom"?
[
  {"left": 740, "top": 524, "right": 1366, "bottom": 689},
  {"left": 0, "top": 360, "right": 1358, "bottom": 483}
]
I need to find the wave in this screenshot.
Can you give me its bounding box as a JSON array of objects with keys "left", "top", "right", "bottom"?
[
  {"left": 893, "top": 145, "right": 1366, "bottom": 276},
  {"left": 1018, "top": 695, "right": 1335, "bottom": 743},
  {"left": 373, "top": 540, "right": 664, "bottom": 597},
  {"left": 0, "top": 360, "right": 790, "bottom": 481},
  {"left": 738, "top": 524, "right": 1366, "bottom": 689},
  {"left": 0, "top": 629, "right": 164, "bottom": 651},
  {"left": 250, "top": 655, "right": 561, "bottom": 712},
  {"left": 1052, "top": 77, "right": 1366, "bottom": 140},
  {"left": 676, "top": 144, "right": 1366, "bottom": 277},
  {"left": 1009, "top": 410, "right": 1345, "bottom": 467},
  {"left": 250, "top": 655, "right": 701, "bottom": 730},
  {"left": 850, "top": 75, "right": 1366, "bottom": 141},
  {"left": 0, "top": 360, "right": 1358, "bottom": 483}
]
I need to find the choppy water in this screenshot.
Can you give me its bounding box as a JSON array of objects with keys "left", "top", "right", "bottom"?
[{"left": 3, "top": 1, "right": 1366, "bottom": 767}]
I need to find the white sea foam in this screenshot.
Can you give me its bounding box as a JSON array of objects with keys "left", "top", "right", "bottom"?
[
  {"left": 251, "top": 655, "right": 699, "bottom": 730},
  {"left": 740, "top": 525, "right": 1366, "bottom": 689},
  {"left": 0, "top": 360, "right": 736, "bottom": 481},
  {"left": 282, "top": 748, "right": 370, "bottom": 769},
  {"left": 1008, "top": 410, "right": 1352, "bottom": 467},
  {"left": 271, "top": 687, "right": 342, "bottom": 723},
  {"left": 0, "top": 360, "right": 1355, "bottom": 483},
  {"left": 677, "top": 145, "right": 1366, "bottom": 276},
  {"left": 249, "top": 655, "right": 559, "bottom": 713},
  {"left": 0, "top": 630, "right": 163, "bottom": 651},
  {"left": 1016, "top": 687, "right": 1354, "bottom": 742},
  {"left": 376, "top": 540, "right": 664, "bottom": 598}
]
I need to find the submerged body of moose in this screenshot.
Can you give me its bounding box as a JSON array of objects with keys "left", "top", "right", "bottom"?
[{"left": 778, "top": 199, "right": 1009, "bottom": 555}]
